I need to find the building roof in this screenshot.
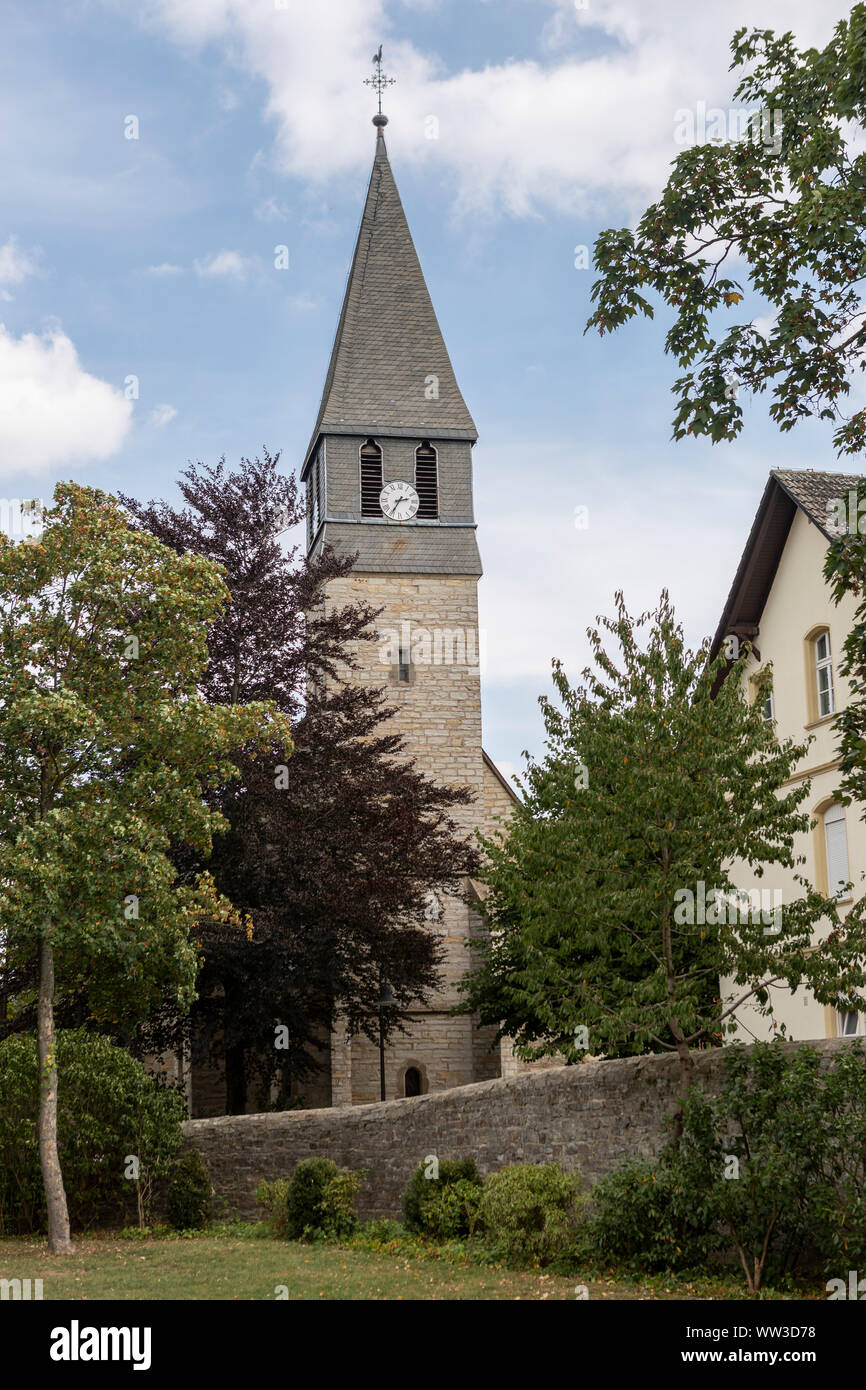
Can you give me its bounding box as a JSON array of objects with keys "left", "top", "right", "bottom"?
[
  {"left": 482, "top": 748, "right": 521, "bottom": 804},
  {"left": 303, "top": 130, "right": 477, "bottom": 476},
  {"left": 709, "top": 468, "right": 864, "bottom": 663}
]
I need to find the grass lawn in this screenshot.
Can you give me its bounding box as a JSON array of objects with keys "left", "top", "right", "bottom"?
[{"left": 0, "top": 1227, "right": 824, "bottom": 1300}]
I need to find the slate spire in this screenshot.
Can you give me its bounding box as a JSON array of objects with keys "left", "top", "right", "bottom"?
[{"left": 304, "top": 127, "right": 477, "bottom": 469}]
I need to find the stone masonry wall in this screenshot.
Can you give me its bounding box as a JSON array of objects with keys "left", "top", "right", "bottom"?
[{"left": 184, "top": 1038, "right": 860, "bottom": 1221}]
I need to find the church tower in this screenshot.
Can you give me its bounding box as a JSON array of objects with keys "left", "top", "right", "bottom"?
[{"left": 303, "top": 100, "right": 518, "bottom": 1105}]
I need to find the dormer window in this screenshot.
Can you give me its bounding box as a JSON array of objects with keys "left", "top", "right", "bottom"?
[
  {"left": 815, "top": 630, "right": 835, "bottom": 718},
  {"left": 360, "top": 439, "right": 383, "bottom": 516},
  {"left": 415, "top": 441, "right": 438, "bottom": 519}
]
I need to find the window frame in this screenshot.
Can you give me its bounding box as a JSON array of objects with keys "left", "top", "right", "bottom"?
[
  {"left": 823, "top": 800, "right": 851, "bottom": 902},
  {"left": 814, "top": 629, "right": 835, "bottom": 718},
  {"left": 837, "top": 1007, "right": 864, "bottom": 1037},
  {"left": 414, "top": 440, "right": 439, "bottom": 519},
  {"left": 359, "top": 438, "right": 384, "bottom": 517}
]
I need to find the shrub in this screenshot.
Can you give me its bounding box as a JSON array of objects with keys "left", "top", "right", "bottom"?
[
  {"left": 284, "top": 1157, "right": 363, "bottom": 1241},
  {"left": 586, "top": 1041, "right": 866, "bottom": 1293},
  {"left": 0, "top": 1029, "right": 186, "bottom": 1235},
  {"left": 585, "top": 1157, "right": 717, "bottom": 1273},
  {"left": 798, "top": 1043, "right": 866, "bottom": 1275},
  {"left": 322, "top": 1167, "right": 363, "bottom": 1241},
  {"left": 402, "top": 1157, "right": 482, "bottom": 1238},
  {"left": 675, "top": 1040, "right": 866, "bottom": 1292},
  {"left": 165, "top": 1150, "right": 213, "bottom": 1231},
  {"left": 480, "top": 1162, "right": 582, "bottom": 1266},
  {"left": 255, "top": 1178, "right": 291, "bottom": 1238}
]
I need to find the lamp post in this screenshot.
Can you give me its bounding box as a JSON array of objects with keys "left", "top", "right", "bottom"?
[{"left": 377, "top": 980, "right": 396, "bottom": 1101}]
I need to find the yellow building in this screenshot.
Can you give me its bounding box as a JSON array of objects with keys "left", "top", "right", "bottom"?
[{"left": 712, "top": 469, "right": 865, "bottom": 1042}]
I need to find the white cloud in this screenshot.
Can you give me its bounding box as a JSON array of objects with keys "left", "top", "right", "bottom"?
[
  {"left": 0, "top": 324, "right": 132, "bottom": 473},
  {"left": 0, "top": 236, "right": 38, "bottom": 300},
  {"left": 130, "top": 0, "right": 850, "bottom": 220},
  {"left": 193, "top": 249, "right": 249, "bottom": 280},
  {"left": 254, "top": 196, "right": 290, "bottom": 222},
  {"left": 147, "top": 262, "right": 184, "bottom": 276},
  {"left": 149, "top": 403, "right": 177, "bottom": 426},
  {"left": 286, "top": 292, "right": 317, "bottom": 314},
  {"left": 474, "top": 434, "right": 823, "bottom": 688}
]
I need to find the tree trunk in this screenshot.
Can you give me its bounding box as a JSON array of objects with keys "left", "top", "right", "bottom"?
[
  {"left": 38, "top": 933, "right": 74, "bottom": 1254},
  {"left": 670, "top": 1033, "right": 695, "bottom": 1148}
]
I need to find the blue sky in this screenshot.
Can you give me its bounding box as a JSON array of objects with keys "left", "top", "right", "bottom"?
[{"left": 0, "top": 0, "right": 856, "bottom": 783}]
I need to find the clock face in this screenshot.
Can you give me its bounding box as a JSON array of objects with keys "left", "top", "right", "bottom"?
[{"left": 380, "top": 480, "right": 419, "bottom": 521}]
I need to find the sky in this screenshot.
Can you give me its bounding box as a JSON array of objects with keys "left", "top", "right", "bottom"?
[{"left": 0, "top": 0, "right": 857, "bottom": 786}]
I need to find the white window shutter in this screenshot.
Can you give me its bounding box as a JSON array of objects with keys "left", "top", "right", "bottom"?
[{"left": 824, "top": 806, "right": 850, "bottom": 898}]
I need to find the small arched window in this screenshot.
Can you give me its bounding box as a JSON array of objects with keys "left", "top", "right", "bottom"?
[
  {"left": 404, "top": 1067, "right": 422, "bottom": 1097},
  {"left": 814, "top": 629, "right": 835, "bottom": 718},
  {"left": 415, "top": 442, "right": 438, "bottom": 519},
  {"left": 360, "top": 439, "right": 383, "bottom": 516}
]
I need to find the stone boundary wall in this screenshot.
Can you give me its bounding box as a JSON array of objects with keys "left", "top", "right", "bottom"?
[{"left": 183, "top": 1039, "right": 859, "bottom": 1221}]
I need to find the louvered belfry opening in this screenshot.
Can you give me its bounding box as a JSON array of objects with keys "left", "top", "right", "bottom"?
[
  {"left": 415, "top": 441, "right": 438, "bottom": 518},
  {"left": 360, "top": 438, "right": 383, "bottom": 516}
]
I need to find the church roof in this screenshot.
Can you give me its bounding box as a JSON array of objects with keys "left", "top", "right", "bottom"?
[
  {"left": 709, "top": 468, "right": 864, "bottom": 663},
  {"left": 303, "top": 131, "right": 477, "bottom": 476}
]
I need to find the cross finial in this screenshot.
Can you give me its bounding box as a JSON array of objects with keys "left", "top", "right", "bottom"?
[{"left": 364, "top": 44, "right": 395, "bottom": 129}]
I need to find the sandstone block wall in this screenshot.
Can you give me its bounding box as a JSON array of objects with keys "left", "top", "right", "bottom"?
[{"left": 183, "top": 1038, "right": 859, "bottom": 1221}]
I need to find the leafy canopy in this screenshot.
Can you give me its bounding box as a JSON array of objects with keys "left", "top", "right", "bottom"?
[
  {"left": 0, "top": 482, "right": 292, "bottom": 1027},
  {"left": 587, "top": 7, "right": 866, "bottom": 456},
  {"left": 460, "top": 592, "right": 865, "bottom": 1065}
]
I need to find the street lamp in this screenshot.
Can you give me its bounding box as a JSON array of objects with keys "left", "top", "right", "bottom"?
[{"left": 377, "top": 980, "right": 396, "bottom": 1101}]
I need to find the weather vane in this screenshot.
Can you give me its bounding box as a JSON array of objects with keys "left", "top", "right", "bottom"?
[{"left": 364, "top": 44, "right": 396, "bottom": 121}]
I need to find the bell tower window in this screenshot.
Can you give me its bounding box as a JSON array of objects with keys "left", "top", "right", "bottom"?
[
  {"left": 415, "top": 441, "right": 438, "bottom": 519},
  {"left": 307, "top": 444, "right": 324, "bottom": 544},
  {"left": 360, "top": 439, "right": 383, "bottom": 516}
]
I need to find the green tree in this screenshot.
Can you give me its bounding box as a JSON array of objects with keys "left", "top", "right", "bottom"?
[
  {"left": 460, "top": 591, "right": 866, "bottom": 1131},
  {"left": 582, "top": 6, "right": 866, "bottom": 1040},
  {"left": 586, "top": 7, "right": 866, "bottom": 456},
  {"left": 0, "top": 484, "right": 291, "bottom": 1251}
]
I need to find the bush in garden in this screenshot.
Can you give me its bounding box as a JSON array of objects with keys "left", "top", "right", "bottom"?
[
  {"left": 165, "top": 1150, "right": 213, "bottom": 1231},
  {"left": 586, "top": 1041, "right": 866, "bottom": 1293},
  {"left": 479, "top": 1162, "right": 582, "bottom": 1266},
  {"left": 803, "top": 1042, "right": 866, "bottom": 1275},
  {"left": 674, "top": 1040, "right": 866, "bottom": 1293},
  {"left": 0, "top": 1029, "right": 186, "bottom": 1234},
  {"left": 255, "top": 1178, "right": 291, "bottom": 1238},
  {"left": 419, "top": 1177, "right": 484, "bottom": 1240},
  {"left": 402, "top": 1157, "right": 482, "bottom": 1237},
  {"left": 322, "top": 1166, "right": 363, "bottom": 1240},
  {"left": 284, "top": 1157, "right": 363, "bottom": 1241},
  {"left": 585, "top": 1157, "right": 718, "bottom": 1273}
]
